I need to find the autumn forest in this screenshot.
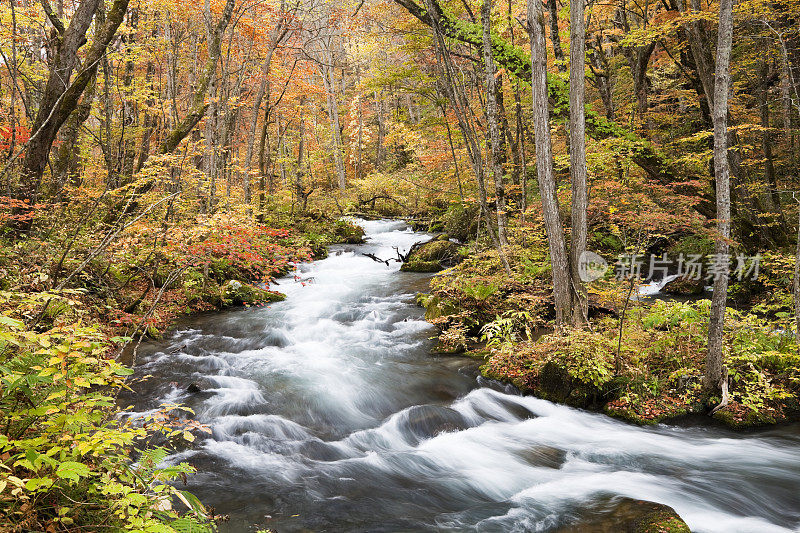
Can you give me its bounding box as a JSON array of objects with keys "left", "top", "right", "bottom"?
[{"left": 2, "top": 0, "right": 800, "bottom": 530}]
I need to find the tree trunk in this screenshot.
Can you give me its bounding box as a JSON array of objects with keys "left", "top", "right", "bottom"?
[
  {"left": 158, "top": 0, "right": 235, "bottom": 155},
  {"left": 16, "top": 0, "right": 129, "bottom": 221},
  {"left": 245, "top": 49, "right": 274, "bottom": 206},
  {"left": 706, "top": 0, "right": 735, "bottom": 396},
  {"left": 482, "top": 0, "right": 509, "bottom": 246},
  {"left": 19, "top": 0, "right": 101, "bottom": 203},
  {"left": 780, "top": 40, "right": 797, "bottom": 171},
  {"left": 759, "top": 62, "right": 781, "bottom": 216},
  {"left": 375, "top": 91, "right": 385, "bottom": 168},
  {"left": 52, "top": 73, "right": 97, "bottom": 189},
  {"left": 568, "top": 0, "right": 588, "bottom": 326},
  {"left": 257, "top": 84, "right": 272, "bottom": 218},
  {"left": 794, "top": 198, "right": 800, "bottom": 345},
  {"left": 393, "top": 0, "right": 687, "bottom": 212},
  {"left": 321, "top": 58, "right": 347, "bottom": 191},
  {"left": 548, "top": 0, "right": 566, "bottom": 71},
  {"left": 587, "top": 34, "right": 615, "bottom": 120},
  {"left": 527, "top": 0, "right": 573, "bottom": 325},
  {"left": 426, "top": 0, "right": 511, "bottom": 274},
  {"left": 295, "top": 99, "right": 307, "bottom": 213}
]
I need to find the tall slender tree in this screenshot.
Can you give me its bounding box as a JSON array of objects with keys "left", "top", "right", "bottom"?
[
  {"left": 568, "top": 0, "right": 589, "bottom": 326},
  {"left": 706, "top": 0, "right": 736, "bottom": 400},
  {"left": 481, "top": 0, "right": 509, "bottom": 246},
  {"left": 526, "top": 0, "right": 573, "bottom": 325}
]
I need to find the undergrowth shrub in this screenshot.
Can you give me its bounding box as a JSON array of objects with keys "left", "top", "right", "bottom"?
[{"left": 0, "top": 297, "right": 213, "bottom": 532}]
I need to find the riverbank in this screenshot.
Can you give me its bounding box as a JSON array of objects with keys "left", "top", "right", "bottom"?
[
  {"left": 0, "top": 211, "right": 362, "bottom": 531},
  {"left": 411, "top": 204, "right": 800, "bottom": 430}
]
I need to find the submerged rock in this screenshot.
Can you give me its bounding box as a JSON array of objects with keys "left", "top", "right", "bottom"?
[
  {"left": 514, "top": 445, "right": 566, "bottom": 469},
  {"left": 400, "top": 405, "right": 471, "bottom": 442}
]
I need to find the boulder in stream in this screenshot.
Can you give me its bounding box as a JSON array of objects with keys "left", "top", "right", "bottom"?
[
  {"left": 220, "top": 280, "right": 286, "bottom": 307},
  {"left": 557, "top": 497, "right": 691, "bottom": 533},
  {"left": 400, "top": 235, "right": 462, "bottom": 273},
  {"left": 662, "top": 275, "right": 705, "bottom": 296},
  {"left": 334, "top": 220, "right": 366, "bottom": 244}
]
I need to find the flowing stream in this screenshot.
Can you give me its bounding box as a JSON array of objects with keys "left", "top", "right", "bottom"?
[{"left": 122, "top": 220, "right": 800, "bottom": 533}]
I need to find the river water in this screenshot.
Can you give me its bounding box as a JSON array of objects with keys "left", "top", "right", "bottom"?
[{"left": 122, "top": 220, "right": 800, "bottom": 533}]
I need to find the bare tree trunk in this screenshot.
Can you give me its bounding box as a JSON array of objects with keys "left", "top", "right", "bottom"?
[
  {"left": 527, "top": 0, "right": 573, "bottom": 325},
  {"left": 706, "top": 0, "right": 735, "bottom": 397},
  {"left": 482, "top": 0, "right": 509, "bottom": 246},
  {"left": 16, "top": 0, "right": 130, "bottom": 218},
  {"left": 321, "top": 58, "right": 347, "bottom": 191},
  {"left": 568, "top": 0, "right": 588, "bottom": 326},
  {"left": 794, "top": 196, "right": 800, "bottom": 345},
  {"left": 426, "top": 0, "right": 511, "bottom": 274},
  {"left": 548, "top": 0, "right": 566, "bottom": 71},
  {"left": 374, "top": 91, "right": 385, "bottom": 168}
]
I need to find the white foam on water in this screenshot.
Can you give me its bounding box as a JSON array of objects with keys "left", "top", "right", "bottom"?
[{"left": 125, "top": 220, "right": 800, "bottom": 533}]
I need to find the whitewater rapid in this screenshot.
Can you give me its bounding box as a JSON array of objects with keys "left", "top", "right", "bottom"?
[{"left": 122, "top": 220, "right": 800, "bottom": 532}]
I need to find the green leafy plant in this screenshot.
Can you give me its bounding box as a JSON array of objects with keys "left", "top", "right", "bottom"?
[
  {"left": 481, "top": 310, "right": 533, "bottom": 348},
  {"left": 0, "top": 304, "right": 214, "bottom": 532}
]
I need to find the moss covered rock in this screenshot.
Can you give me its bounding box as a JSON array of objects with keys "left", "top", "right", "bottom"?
[
  {"left": 558, "top": 498, "right": 690, "bottom": 533},
  {"left": 663, "top": 275, "right": 705, "bottom": 296},
  {"left": 401, "top": 260, "right": 442, "bottom": 272},
  {"left": 537, "top": 360, "right": 609, "bottom": 408},
  {"left": 416, "top": 293, "right": 462, "bottom": 321},
  {"left": 401, "top": 237, "right": 462, "bottom": 272},
  {"left": 220, "top": 280, "right": 286, "bottom": 307},
  {"left": 334, "top": 220, "right": 366, "bottom": 244}
]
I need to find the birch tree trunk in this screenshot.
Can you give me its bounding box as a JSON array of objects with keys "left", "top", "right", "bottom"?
[{"left": 706, "top": 0, "right": 735, "bottom": 397}]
